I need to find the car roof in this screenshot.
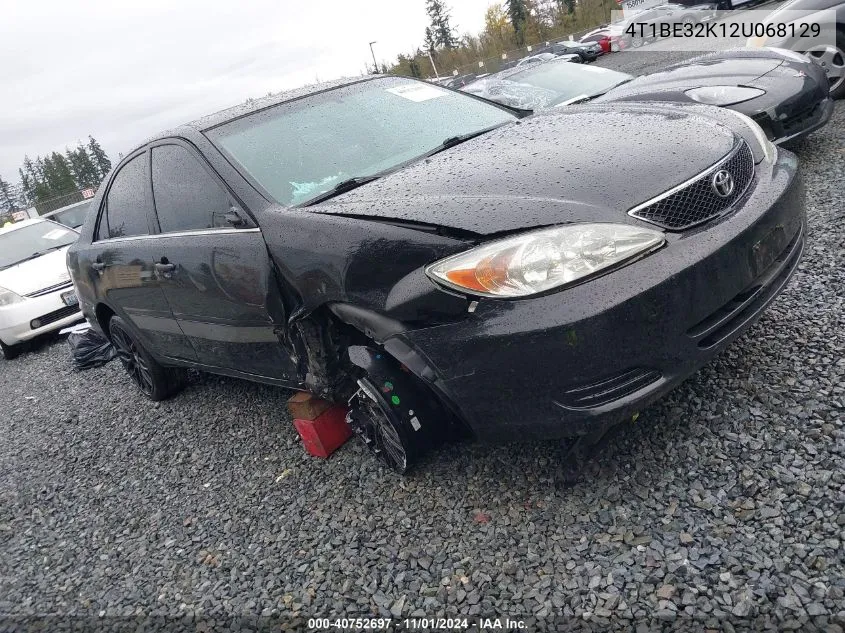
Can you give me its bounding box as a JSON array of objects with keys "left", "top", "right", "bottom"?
[
  {"left": 0, "top": 217, "right": 46, "bottom": 235},
  {"left": 163, "top": 75, "right": 383, "bottom": 137}
]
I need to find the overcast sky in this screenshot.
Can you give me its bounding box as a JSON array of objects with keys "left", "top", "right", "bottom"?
[{"left": 1, "top": 0, "right": 493, "bottom": 182}]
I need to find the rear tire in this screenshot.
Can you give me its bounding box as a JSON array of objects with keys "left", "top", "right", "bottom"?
[
  {"left": 108, "top": 315, "right": 184, "bottom": 401},
  {"left": 0, "top": 340, "right": 22, "bottom": 360}
]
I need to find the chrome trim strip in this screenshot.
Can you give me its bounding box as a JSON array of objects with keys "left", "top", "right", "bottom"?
[
  {"left": 627, "top": 140, "right": 750, "bottom": 220},
  {"left": 95, "top": 228, "right": 261, "bottom": 244},
  {"left": 25, "top": 280, "right": 73, "bottom": 298}
]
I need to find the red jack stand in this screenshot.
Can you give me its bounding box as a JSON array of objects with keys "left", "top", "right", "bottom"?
[{"left": 288, "top": 392, "right": 352, "bottom": 459}]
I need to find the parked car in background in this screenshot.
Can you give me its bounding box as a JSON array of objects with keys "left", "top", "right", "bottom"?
[
  {"left": 746, "top": 0, "right": 845, "bottom": 98},
  {"left": 443, "top": 73, "right": 478, "bottom": 89},
  {"left": 579, "top": 27, "right": 613, "bottom": 54},
  {"left": 68, "top": 75, "right": 804, "bottom": 473},
  {"left": 0, "top": 219, "right": 82, "bottom": 359},
  {"left": 43, "top": 200, "right": 92, "bottom": 229},
  {"left": 516, "top": 52, "right": 580, "bottom": 66},
  {"left": 463, "top": 48, "right": 833, "bottom": 143},
  {"left": 544, "top": 39, "right": 603, "bottom": 61}
]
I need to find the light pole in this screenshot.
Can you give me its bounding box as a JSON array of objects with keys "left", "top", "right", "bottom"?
[
  {"left": 428, "top": 52, "right": 440, "bottom": 78},
  {"left": 369, "top": 41, "right": 378, "bottom": 74}
]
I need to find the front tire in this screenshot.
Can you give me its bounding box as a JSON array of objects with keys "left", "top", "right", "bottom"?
[
  {"left": 0, "top": 340, "right": 22, "bottom": 360},
  {"left": 108, "top": 316, "right": 184, "bottom": 401},
  {"left": 346, "top": 350, "right": 451, "bottom": 473}
]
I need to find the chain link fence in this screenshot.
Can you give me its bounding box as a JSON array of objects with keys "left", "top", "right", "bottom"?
[{"left": 34, "top": 188, "right": 97, "bottom": 215}]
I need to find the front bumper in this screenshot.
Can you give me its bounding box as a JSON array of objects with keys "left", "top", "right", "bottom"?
[
  {"left": 397, "top": 149, "right": 805, "bottom": 441},
  {"left": 745, "top": 58, "right": 833, "bottom": 144},
  {"left": 753, "top": 97, "right": 834, "bottom": 145},
  {"left": 0, "top": 286, "right": 83, "bottom": 346}
]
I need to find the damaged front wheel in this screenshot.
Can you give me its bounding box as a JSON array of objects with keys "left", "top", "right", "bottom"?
[{"left": 345, "top": 348, "right": 449, "bottom": 473}]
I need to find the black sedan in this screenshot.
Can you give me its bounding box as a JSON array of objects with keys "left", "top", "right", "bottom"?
[
  {"left": 463, "top": 48, "right": 833, "bottom": 144},
  {"left": 68, "top": 76, "right": 804, "bottom": 472},
  {"left": 542, "top": 40, "right": 603, "bottom": 62}
]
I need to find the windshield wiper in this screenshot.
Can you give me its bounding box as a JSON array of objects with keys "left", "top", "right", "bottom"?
[
  {"left": 301, "top": 175, "right": 382, "bottom": 206},
  {"left": 561, "top": 79, "right": 637, "bottom": 107},
  {"left": 424, "top": 124, "right": 508, "bottom": 158},
  {"left": 0, "top": 245, "right": 68, "bottom": 269}
]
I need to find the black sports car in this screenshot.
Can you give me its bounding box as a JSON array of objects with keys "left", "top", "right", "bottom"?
[
  {"left": 541, "top": 40, "right": 603, "bottom": 62},
  {"left": 68, "top": 76, "right": 804, "bottom": 473},
  {"left": 463, "top": 47, "right": 833, "bottom": 144}
]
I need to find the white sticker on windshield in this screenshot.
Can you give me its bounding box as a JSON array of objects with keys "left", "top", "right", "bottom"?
[
  {"left": 386, "top": 84, "right": 448, "bottom": 102},
  {"left": 43, "top": 228, "right": 70, "bottom": 240}
]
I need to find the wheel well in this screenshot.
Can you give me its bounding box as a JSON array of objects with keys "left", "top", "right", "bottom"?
[{"left": 95, "top": 304, "right": 115, "bottom": 339}]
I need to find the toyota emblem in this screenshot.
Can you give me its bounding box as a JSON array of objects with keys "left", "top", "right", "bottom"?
[{"left": 711, "top": 169, "right": 735, "bottom": 198}]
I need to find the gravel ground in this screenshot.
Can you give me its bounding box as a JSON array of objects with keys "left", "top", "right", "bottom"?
[{"left": 1, "top": 70, "right": 844, "bottom": 630}]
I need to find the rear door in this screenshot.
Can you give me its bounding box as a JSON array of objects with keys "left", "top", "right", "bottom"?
[
  {"left": 83, "top": 151, "right": 197, "bottom": 360},
  {"left": 148, "top": 140, "right": 296, "bottom": 381}
]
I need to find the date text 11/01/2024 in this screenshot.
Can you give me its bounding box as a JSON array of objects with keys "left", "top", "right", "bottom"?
[
  {"left": 624, "top": 20, "right": 821, "bottom": 40},
  {"left": 307, "top": 617, "right": 527, "bottom": 630}
]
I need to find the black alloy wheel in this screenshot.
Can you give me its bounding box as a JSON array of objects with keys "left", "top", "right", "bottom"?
[{"left": 108, "top": 315, "right": 184, "bottom": 401}]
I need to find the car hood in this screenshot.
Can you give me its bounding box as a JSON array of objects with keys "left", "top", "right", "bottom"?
[
  {"left": 310, "top": 103, "right": 736, "bottom": 235},
  {"left": 0, "top": 247, "right": 73, "bottom": 296},
  {"left": 597, "top": 56, "right": 783, "bottom": 101}
]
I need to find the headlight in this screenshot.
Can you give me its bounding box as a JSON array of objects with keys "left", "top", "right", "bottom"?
[
  {"left": 425, "top": 223, "right": 664, "bottom": 298},
  {"left": 728, "top": 109, "right": 778, "bottom": 162},
  {"left": 0, "top": 286, "right": 24, "bottom": 307},
  {"left": 685, "top": 86, "right": 766, "bottom": 106}
]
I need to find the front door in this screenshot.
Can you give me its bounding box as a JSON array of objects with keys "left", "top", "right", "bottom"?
[{"left": 148, "top": 141, "right": 296, "bottom": 381}]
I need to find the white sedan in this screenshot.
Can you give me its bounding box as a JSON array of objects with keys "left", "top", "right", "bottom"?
[{"left": 0, "top": 219, "right": 84, "bottom": 359}]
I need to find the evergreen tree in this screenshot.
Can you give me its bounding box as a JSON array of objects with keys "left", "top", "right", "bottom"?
[
  {"left": 66, "top": 145, "right": 100, "bottom": 189},
  {"left": 424, "top": 26, "right": 437, "bottom": 55},
  {"left": 409, "top": 57, "right": 422, "bottom": 78},
  {"left": 19, "top": 168, "right": 31, "bottom": 204},
  {"left": 425, "top": 0, "right": 458, "bottom": 49},
  {"left": 506, "top": 0, "right": 530, "bottom": 45},
  {"left": 87, "top": 136, "right": 112, "bottom": 179},
  {"left": 40, "top": 153, "right": 77, "bottom": 197},
  {"left": 0, "top": 175, "right": 14, "bottom": 211}
]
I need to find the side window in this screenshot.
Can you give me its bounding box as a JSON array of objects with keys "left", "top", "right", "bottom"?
[
  {"left": 151, "top": 145, "right": 232, "bottom": 233},
  {"left": 98, "top": 155, "right": 150, "bottom": 240}
]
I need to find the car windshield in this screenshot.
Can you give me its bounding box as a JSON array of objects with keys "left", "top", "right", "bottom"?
[
  {"left": 49, "top": 202, "right": 91, "bottom": 229},
  {"left": 465, "top": 62, "right": 634, "bottom": 109},
  {"left": 0, "top": 221, "right": 77, "bottom": 270},
  {"left": 207, "top": 77, "right": 516, "bottom": 206}
]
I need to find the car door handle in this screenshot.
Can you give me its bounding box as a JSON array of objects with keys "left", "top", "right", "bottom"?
[
  {"left": 92, "top": 261, "right": 106, "bottom": 272},
  {"left": 155, "top": 262, "right": 176, "bottom": 273}
]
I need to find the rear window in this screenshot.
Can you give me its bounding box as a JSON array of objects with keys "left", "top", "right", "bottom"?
[
  {"left": 99, "top": 155, "right": 150, "bottom": 240},
  {"left": 51, "top": 202, "right": 91, "bottom": 229}
]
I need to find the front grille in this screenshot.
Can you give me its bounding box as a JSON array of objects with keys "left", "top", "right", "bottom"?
[
  {"left": 557, "top": 367, "right": 662, "bottom": 409},
  {"left": 25, "top": 280, "right": 73, "bottom": 298},
  {"left": 629, "top": 140, "right": 754, "bottom": 231},
  {"left": 32, "top": 305, "right": 81, "bottom": 329}
]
